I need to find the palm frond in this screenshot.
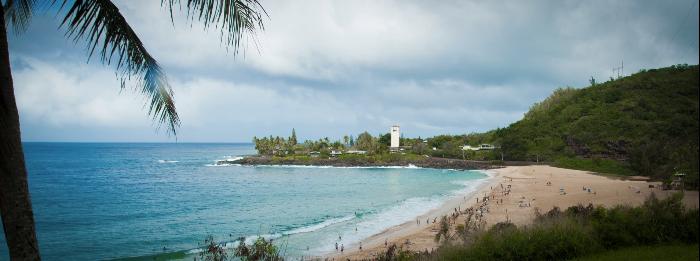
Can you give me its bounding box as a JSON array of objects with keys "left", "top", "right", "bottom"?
[
  {"left": 58, "top": 0, "right": 180, "bottom": 135},
  {"left": 3, "top": 0, "right": 36, "bottom": 32},
  {"left": 162, "top": 0, "right": 267, "bottom": 55}
]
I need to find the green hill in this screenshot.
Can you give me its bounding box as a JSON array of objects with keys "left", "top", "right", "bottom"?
[{"left": 493, "top": 64, "right": 698, "bottom": 187}]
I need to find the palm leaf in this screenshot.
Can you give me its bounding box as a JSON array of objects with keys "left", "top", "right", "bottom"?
[
  {"left": 3, "top": 0, "right": 37, "bottom": 32},
  {"left": 162, "top": 0, "right": 267, "bottom": 55},
  {"left": 58, "top": 0, "right": 180, "bottom": 135}
]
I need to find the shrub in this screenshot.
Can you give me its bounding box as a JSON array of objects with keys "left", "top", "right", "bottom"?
[
  {"left": 199, "top": 235, "right": 227, "bottom": 261},
  {"left": 233, "top": 237, "right": 282, "bottom": 261},
  {"left": 399, "top": 192, "right": 698, "bottom": 261},
  {"left": 465, "top": 219, "right": 601, "bottom": 261}
]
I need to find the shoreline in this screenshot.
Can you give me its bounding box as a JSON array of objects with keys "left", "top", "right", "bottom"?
[
  {"left": 325, "top": 168, "right": 502, "bottom": 259},
  {"left": 330, "top": 165, "right": 699, "bottom": 260},
  {"left": 224, "top": 155, "right": 505, "bottom": 170}
]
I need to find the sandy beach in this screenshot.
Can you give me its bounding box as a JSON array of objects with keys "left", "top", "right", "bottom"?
[{"left": 329, "top": 165, "right": 699, "bottom": 260}]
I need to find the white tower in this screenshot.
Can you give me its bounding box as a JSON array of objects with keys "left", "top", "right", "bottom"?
[{"left": 390, "top": 125, "right": 400, "bottom": 149}]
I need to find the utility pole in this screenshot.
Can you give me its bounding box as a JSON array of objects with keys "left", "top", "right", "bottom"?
[{"left": 612, "top": 60, "right": 624, "bottom": 79}]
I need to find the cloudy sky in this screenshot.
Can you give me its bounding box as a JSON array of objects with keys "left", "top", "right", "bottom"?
[{"left": 9, "top": 0, "right": 699, "bottom": 142}]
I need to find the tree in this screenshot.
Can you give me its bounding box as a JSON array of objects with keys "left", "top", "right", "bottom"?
[
  {"left": 331, "top": 140, "right": 344, "bottom": 150},
  {"left": 411, "top": 142, "right": 427, "bottom": 155},
  {"left": 234, "top": 237, "right": 281, "bottom": 261},
  {"left": 289, "top": 128, "right": 297, "bottom": 145},
  {"left": 0, "top": 1, "right": 266, "bottom": 259},
  {"left": 378, "top": 133, "right": 391, "bottom": 147},
  {"left": 355, "top": 132, "right": 375, "bottom": 151},
  {"left": 199, "top": 235, "right": 227, "bottom": 261}
]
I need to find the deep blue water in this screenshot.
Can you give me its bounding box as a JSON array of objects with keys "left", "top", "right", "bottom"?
[{"left": 0, "top": 143, "right": 487, "bottom": 260}]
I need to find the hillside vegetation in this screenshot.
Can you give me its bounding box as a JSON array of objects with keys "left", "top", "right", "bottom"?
[{"left": 491, "top": 64, "right": 698, "bottom": 186}]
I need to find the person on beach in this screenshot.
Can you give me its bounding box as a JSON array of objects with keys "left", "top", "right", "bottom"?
[
  {"left": 335, "top": 242, "right": 338, "bottom": 251},
  {"left": 341, "top": 244, "right": 344, "bottom": 253},
  {"left": 359, "top": 242, "right": 363, "bottom": 251}
]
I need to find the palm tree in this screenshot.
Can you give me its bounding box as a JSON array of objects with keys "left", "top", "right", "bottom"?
[{"left": 0, "top": 0, "right": 266, "bottom": 259}]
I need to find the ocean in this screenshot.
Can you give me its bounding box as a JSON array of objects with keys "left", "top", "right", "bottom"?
[{"left": 0, "top": 143, "right": 488, "bottom": 260}]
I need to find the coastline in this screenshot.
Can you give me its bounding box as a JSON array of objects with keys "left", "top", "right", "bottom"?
[
  {"left": 325, "top": 168, "right": 501, "bottom": 259},
  {"left": 331, "top": 165, "right": 700, "bottom": 260},
  {"left": 224, "top": 155, "right": 504, "bottom": 170}
]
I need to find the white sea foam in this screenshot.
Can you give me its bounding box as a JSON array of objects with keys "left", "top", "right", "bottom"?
[
  {"left": 253, "top": 164, "right": 437, "bottom": 170},
  {"left": 312, "top": 173, "right": 493, "bottom": 254},
  {"left": 205, "top": 156, "right": 244, "bottom": 167},
  {"left": 219, "top": 156, "right": 243, "bottom": 162},
  {"left": 311, "top": 195, "right": 446, "bottom": 254},
  {"left": 184, "top": 215, "right": 357, "bottom": 255},
  {"left": 450, "top": 179, "right": 490, "bottom": 200},
  {"left": 157, "top": 160, "right": 179, "bottom": 163},
  {"left": 283, "top": 215, "right": 355, "bottom": 236}
]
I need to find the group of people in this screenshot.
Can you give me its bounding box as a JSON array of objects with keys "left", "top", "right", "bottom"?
[
  {"left": 583, "top": 186, "right": 597, "bottom": 195},
  {"left": 335, "top": 240, "right": 345, "bottom": 253},
  {"left": 333, "top": 235, "right": 363, "bottom": 254},
  {"left": 474, "top": 180, "right": 515, "bottom": 223},
  {"left": 453, "top": 183, "right": 507, "bottom": 228},
  {"left": 416, "top": 217, "right": 439, "bottom": 225}
]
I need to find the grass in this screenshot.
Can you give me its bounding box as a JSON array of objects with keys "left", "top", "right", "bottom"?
[
  {"left": 572, "top": 244, "right": 699, "bottom": 261},
  {"left": 554, "top": 157, "right": 634, "bottom": 176}
]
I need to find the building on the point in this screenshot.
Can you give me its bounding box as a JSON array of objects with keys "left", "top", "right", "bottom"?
[{"left": 390, "top": 125, "right": 400, "bottom": 150}]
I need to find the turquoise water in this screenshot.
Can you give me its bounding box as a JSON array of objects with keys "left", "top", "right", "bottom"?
[{"left": 0, "top": 143, "right": 488, "bottom": 260}]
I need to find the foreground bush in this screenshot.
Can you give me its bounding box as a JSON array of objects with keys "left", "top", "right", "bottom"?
[
  {"left": 571, "top": 244, "right": 699, "bottom": 261},
  {"left": 198, "top": 236, "right": 282, "bottom": 261}
]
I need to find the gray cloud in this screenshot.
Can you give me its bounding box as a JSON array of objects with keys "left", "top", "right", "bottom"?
[{"left": 10, "top": 0, "right": 699, "bottom": 142}]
